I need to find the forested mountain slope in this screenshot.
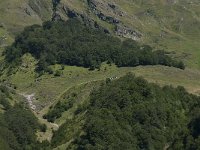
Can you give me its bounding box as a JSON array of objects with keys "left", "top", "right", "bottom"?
[
  {"left": 50, "top": 74, "right": 200, "bottom": 149},
  {"left": 0, "top": 1, "right": 200, "bottom": 150},
  {"left": 0, "top": 85, "right": 49, "bottom": 149},
  {"left": 0, "top": 0, "right": 200, "bottom": 68},
  {"left": 4, "top": 19, "right": 184, "bottom": 72}
]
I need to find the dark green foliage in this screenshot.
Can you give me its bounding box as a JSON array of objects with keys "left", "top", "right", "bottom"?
[
  {"left": 61, "top": 65, "right": 65, "bottom": 70},
  {"left": 51, "top": 119, "right": 71, "bottom": 147},
  {"left": 43, "top": 98, "right": 74, "bottom": 122},
  {"left": 68, "top": 74, "right": 200, "bottom": 150},
  {"left": 106, "top": 78, "right": 111, "bottom": 84},
  {"left": 46, "top": 67, "right": 54, "bottom": 74},
  {"left": 40, "top": 124, "right": 47, "bottom": 133},
  {"left": 4, "top": 104, "right": 40, "bottom": 148},
  {"left": 0, "top": 96, "right": 11, "bottom": 110},
  {"left": 54, "top": 70, "right": 62, "bottom": 77},
  {"left": 0, "top": 114, "right": 20, "bottom": 150},
  {"left": 5, "top": 19, "right": 185, "bottom": 72},
  {"left": 74, "top": 103, "right": 88, "bottom": 115},
  {"left": 0, "top": 85, "right": 12, "bottom": 110},
  {"left": 52, "top": 0, "right": 61, "bottom": 10},
  {"left": 0, "top": 87, "right": 50, "bottom": 150}
]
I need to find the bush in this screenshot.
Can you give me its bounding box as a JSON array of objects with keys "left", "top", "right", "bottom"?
[
  {"left": 61, "top": 65, "right": 65, "bottom": 70},
  {"left": 46, "top": 67, "right": 54, "bottom": 74},
  {"left": 40, "top": 124, "right": 47, "bottom": 132},
  {"left": 54, "top": 70, "right": 62, "bottom": 77}
]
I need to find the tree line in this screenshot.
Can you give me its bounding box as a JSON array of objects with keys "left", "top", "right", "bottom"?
[{"left": 4, "top": 19, "right": 185, "bottom": 72}]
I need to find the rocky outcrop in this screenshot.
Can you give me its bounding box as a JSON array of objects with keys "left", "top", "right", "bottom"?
[
  {"left": 96, "top": 13, "right": 120, "bottom": 24},
  {"left": 52, "top": 11, "right": 62, "bottom": 21},
  {"left": 62, "top": 6, "right": 78, "bottom": 18},
  {"left": 87, "top": 0, "right": 120, "bottom": 24},
  {"left": 37, "top": 0, "right": 141, "bottom": 40},
  {"left": 52, "top": 3, "right": 110, "bottom": 34},
  {"left": 115, "top": 25, "right": 142, "bottom": 40},
  {"left": 87, "top": 0, "right": 142, "bottom": 40}
]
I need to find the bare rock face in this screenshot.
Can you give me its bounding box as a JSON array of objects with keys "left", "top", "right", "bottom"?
[
  {"left": 52, "top": 3, "right": 110, "bottom": 34},
  {"left": 115, "top": 25, "right": 142, "bottom": 40},
  {"left": 62, "top": 6, "right": 78, "bottom": 18},
  {"left": 87, "top": 0, "right": 121, "bottom": 24},
  {"left": 2, "top": 0, "right": 199, "bottom": 42},
  {"left": 86, "top": 0, "right": 142, "bottom": 40}
]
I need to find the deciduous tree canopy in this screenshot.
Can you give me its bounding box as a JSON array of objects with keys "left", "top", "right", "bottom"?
[
  {"left": 58, "top": 74, "right": 200, "bottom": 150},
  {"left": 5, "top": 19, "right": 185, "bottom": 72}
]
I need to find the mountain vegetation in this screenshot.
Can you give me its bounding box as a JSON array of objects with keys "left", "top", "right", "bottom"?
[
  {"left": 0, "top": 86, "right": 50, "bottom": 150},
  {"left": 0, "top": 0, "right": 200, "bottom": 150},
  {"left": 52, "top": 74, "right": 200, "bottom": 149},
  {"left": 1, "top": 74, "right": 200, "bottom": 149},
  {"left": 4, "top": 19, "right": 184, "bottom": 72}
]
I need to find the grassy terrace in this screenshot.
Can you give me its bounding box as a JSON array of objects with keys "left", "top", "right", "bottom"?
[{"left": 4, "top": 54, "right": 200, "bottom": 113}]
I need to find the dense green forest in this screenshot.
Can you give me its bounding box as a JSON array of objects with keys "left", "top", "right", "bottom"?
[
  {"left": 1, "top": 74, "right": 200, "bottom": 150},
  {"left": 51, "top": 74, "right": 200, "bottom": 149},
  {"left": 4, "top": 19, "right": 185, "bottom": 72},
  {"left": 0, "top": 86, "right": 49, "bottom": 150}
]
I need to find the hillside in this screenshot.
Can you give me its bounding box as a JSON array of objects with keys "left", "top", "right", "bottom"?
[
  {"left": 56, "top": 0, "right": 200, "bottom": 68},
  {"left": 0, "top": 85, "right": 50, "bottom": 149},
  {"left": 0, "top": 0, "right": 200, "bottom": 150},
  {"left": 0, "top": 0, "right": 52, "bottom": 33},
  {"left": 0, "top": 0, "right": 53, "bottom": 51},
  {"left": 1, "top": 0, "right": 200, "bottom": 68},
  {"left": 1, "top": 72, "right": 200, "bottom": 149},
  {"left": 50, "top": 74, "right": 200, "bottom": 149}
]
